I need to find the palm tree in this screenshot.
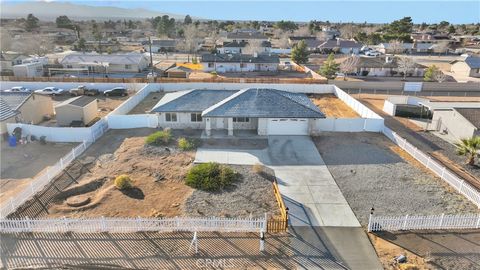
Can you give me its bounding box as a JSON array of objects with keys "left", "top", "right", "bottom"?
[{"left": 454, "top": 136, "right": 480, "bottom": 166}]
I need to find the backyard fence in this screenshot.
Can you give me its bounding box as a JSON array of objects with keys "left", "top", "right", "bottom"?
[
  {"left": 0, "top": 141, "right": 91, "bottom": 218},
  {"left": 368, "top": 213, "right": 480, "bottom": 232},
  {"left": 0, "top": 216, "right": 266, "bottom": 233},
  {"left": 382, "top": 127, "right": 480, "bottom": 208}
]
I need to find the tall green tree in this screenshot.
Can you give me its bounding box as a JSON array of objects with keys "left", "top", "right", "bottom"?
[
  {"left": 153, "top": 15, "right": 176, "bottom": 37},
  {"left": 319, "top": 53, "right": 340, "bottom": 79},
  {"left": 275, "top": 20, "right": 298, "bottom": 32},
  {"left": 25, "top": 13, "right": 39, "bottom": 32},
  {"left": 384, "top": 17, "right": 413, "bottom": 42},
  {"left": 184, "top": 15, "right": 192, "bottom": 25},
  {"left": 291, "top": 40, "right": 309, "bottom": 64},
  {"left": 455, "top": 137, "right": 480, "bottom": 166},
  {"left": 56, "top": 15, "right": 73, "bottom": 29},
  {"left": 448, "top": 25, "right": 456, "bottom": 34}
]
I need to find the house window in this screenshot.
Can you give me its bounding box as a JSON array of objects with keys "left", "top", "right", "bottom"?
[
  {"left": 125, "top": 64, "right": 132, "bottom": 69},
  {"left": 67, "top": 65, "right": 73, "bottom": 68},
  {"left": 233, "top": 117, "right": 249, "bottom": 123},
  {"left": 240, "top": 63, "right": 246, "bottom": 68},
  {"left": 208, "top": 63, "right": 214, "bottom": 68},
  {"left": 165, "top": 113, "right": 177, "bottom": 122},
  {"left": 191, "top": 113, "right": 202, "bottom": 122}
]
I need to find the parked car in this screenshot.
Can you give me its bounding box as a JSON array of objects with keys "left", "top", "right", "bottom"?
[
  {"left": 146, "top": 71, "right": 158, "bottom": 79},
  {"left": 103, "top": 87, "right": 128, "bottom": 97},
  {"left": 365, "top": 50, "right": 381, "bottom": 57},
  {"left": 3, "top": 86, "right": 31, "bottom": 93},
  {"left": 34, "top": 87, "right": 65, "bottom": 96},
  {"left": 69, "top": 85, "right": 100, "bottom": 96}
]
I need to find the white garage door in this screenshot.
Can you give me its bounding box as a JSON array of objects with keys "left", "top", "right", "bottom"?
[{"left": 267, "top": 118, "right": 309, "bottom": 135}]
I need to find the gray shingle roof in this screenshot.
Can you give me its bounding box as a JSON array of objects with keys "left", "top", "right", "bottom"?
[
  {"left": 202, "top": 88, "right": 325, "bottom": 118},
  {"left": 201, "top": 53, "right": 279, "bottom": 64},
  {"left": 61, "top": 53, "right": 147, "bottom": 65},
  {"left": 55, "top": 96, "right": 96, "bottom": 108},
  {"left": 151, "top": 90, "right": 238, "bottom": 113},
  {"left": 455, "top": 108, "right": 480, "bottom": 129},
  {"left": 464, "top": 56, "right": 480, "bottom": 69},
  {"left": 319, "top": 39, "right": 363, "bottom": 49},
  {"left": 226, "top": 32, "right": 267, "bottom": 40},
  {"left": 0, "top": 98, "right": 19, "bottom": 121},
  {"left": 0, "top": 92, "right": 31, "bottom": 110}
]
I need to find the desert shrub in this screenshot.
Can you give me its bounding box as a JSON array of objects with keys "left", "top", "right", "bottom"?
[
  {"left": 114, "top": 175, "right": 133, "bottom": 190},
  {"left": 145, "top": 129, "right": 172, "bottom": 146},
  {"left": 185, "top": 162, "right": 238, "bottom": 191},
  {"left": 178, "top": 137, "right": 196, "bottom": 151},
  {"left": 252, "top": 163, "right": 264, "bottom": 174},
  {"left": 210, "top": 71, "right": 218, "bottom": 76}
]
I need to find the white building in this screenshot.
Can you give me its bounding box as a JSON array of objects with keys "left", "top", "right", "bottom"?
[
  {"left": 12, "top": 62, "right": 44, "bottom": 78},
  {"left": 201, "top": 53, "right": 279, "bottom": 73},
  {"left": 60, "top": 53, "right": 149, "bottom": 73}
]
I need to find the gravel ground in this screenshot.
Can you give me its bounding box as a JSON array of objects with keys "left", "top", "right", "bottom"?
[
  {"left": 184, "top": 165, "right": 280, "bottom": 218},
  {"left": 417, "top": 131, "right": 480, "bottom": 179},
  {"left": 313, "top": 132, "right": 479, "bottom": 226}
]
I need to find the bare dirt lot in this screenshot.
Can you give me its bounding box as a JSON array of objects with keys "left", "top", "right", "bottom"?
[
  {"left": 128, "top": 92, "right": 165, "bottom": 114},
  {"left": 313, "top": 132, "right": 478, "bottom": 226},
  {"left": 309, "top": 94, "right": 360, "bottom": 118},
  {"left": 0, "top": 140, "right": 77, "bottom": 205},
  {"left": 43, "top": 129, "right": 278, "bottom": 219}
]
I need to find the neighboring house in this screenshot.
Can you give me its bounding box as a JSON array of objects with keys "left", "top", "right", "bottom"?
[
  {"left": 151, "top": 88, "right": 325, "bottom": 136},
  {"left": 13, "top": 62, "right": 44, "bottom": 77},
  {"left": 0, "top": 92, "right": 54, "bottom": 133},
  {"left": 0, "top": 52, "right": 28, "bottom": 75},
  {"left": 288, "top": 36, "right": 317, "bottom": 45},
  {"left": 318, "top": 39, "right": 363, "bottom": 54},
  {"left": 450, "top": 55, "right": 480, "bottom": 78},
  {"left": 144, "top": 39, "right": 176, "bottom": 52},
  {"left": 432, "top": 108, "right": 480, "bottom": 140},
  {"left": 288, "top": 37, "right": 323, "bottom": 51},
  {"left": 352, "top": 56, "right": 426, "bottom": 77},
  {"left": 60, "top": 53, "right": 149, "bottom": 73},
  {"left": 216, "top": 41, "right": 272, "bottom": 54},
  {"left": 374, "top": 43, "right": 415, "bottom": 54},
  {"left": 165, "top": 65, "right": 192, "bottom": 78},
  {"left": 55, "top": 96, "right": 98, "bottom": 126},
  {"left": 201, "top": 53, "right": 279, "bottom": 73},
  {"left": 225, "top": 32, "right": 268, "bottom": 43}
]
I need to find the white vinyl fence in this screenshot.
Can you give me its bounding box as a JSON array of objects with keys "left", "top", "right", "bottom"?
[
  {"left": 0, "top": 141, "right": 91, "bottom": 218},
  {"left": 368, "top": 213, "right": 480, "bottom": 232},
  {"left": 108, "top": 114, "right": 158, "bottom": 129},
  {"left": 0, "top": 216, "right": 266, "bottom": 233},
  {"left": 334, "top": 86, "right": 382, "bottom": 119},
  {"left": 314, "top": 118, "right": 384, "bottom": 132},
  {"left": 7, "top": 118, "right": 108, "bottom": 143},
  {"left": 383, "top": 127, "right": 480, "bottom": 208}
]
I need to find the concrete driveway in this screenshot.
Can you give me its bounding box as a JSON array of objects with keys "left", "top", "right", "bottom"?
[{"left": 195, "top": 136, "right": 382, "bottom": 269}]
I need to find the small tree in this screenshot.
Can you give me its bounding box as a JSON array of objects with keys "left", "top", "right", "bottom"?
[
  {"left": 244, "top": 39, "right": 263, "bottom": 55},
  {"left": 397, "top": 56, "right": 415, "bottom": 80},
  {"left": 433, "top": 70, "right": 447, "bottom": 83},
  {"left": 319, "top": 53, "right": 340, "bottom": 79},
  {"left": 25, "top": 13, "right": 39, "bottom": 32},
  {"left": 424, "top": 65, "right": 439, "bottom": 82},
  {"left": 184, "top": 15, "right": 193, "bottom": 25},
  {"left": 454, "top": 137, "right": 480, "bottom": 166},
  {"left": 291, "top": 40, "right": 309, "bottom": 64},
  {"left": 339, "top": 56, "right": 359, "bottom": 80}
]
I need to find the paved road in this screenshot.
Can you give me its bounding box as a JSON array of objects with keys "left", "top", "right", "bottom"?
[{"left": 196, "top": 136, "right": 382, "bottom": 270}]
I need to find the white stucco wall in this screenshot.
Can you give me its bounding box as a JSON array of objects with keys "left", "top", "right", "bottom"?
[
  {"left": 157, "top": 112, "right": 206, "bottom": 129},
  {"left": 432, "top": 109, "right": 477, "bottom": 139}
]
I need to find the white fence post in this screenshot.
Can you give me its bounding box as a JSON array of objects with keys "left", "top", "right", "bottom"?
[
  {"left": 439, "top": 213, "right": 444, "bottom": 228},
  {"left": 402, "top": 215, "right": 409, "bottom": 230}
]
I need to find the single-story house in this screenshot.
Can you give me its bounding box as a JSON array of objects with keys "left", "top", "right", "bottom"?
[
  {"left": 1, "top": 52, "right": 28, "bottom": 75},
  {"left": 165, "top": 65, "right": 192, "bottom": 78},
  {"left": 374, "top": 43, "right": 415, "bottom": 54},
  {"left": 432, "top": 108, "right": 480, "bottom": 140},
  {"left": 13, "top": 62, "right": 44, "bottom": 77},
  {"left": 450, "top": 56, "right": 480, "bottom": 78},
  {"left": 151, "top": 88, "right": 325, "bottom": 136},
  {"left": 144, "top": 39, "right": 176, "bottom": 52},
  {"left": 351, "top": 56, "right": 426, "bottom": 77},
  {"left": 0, "top": 92, "right": 54, "bottom": 133},
  {"left": 318, "top": 39, "right": 363, "bottom": 54},
  {"left": 216, "top": 41, "right": 272, "bottom": 54},
  {"left": 201, "top": 53, "right": 280, "bottom": 73},
  {"left": 60, "top": 53, "right": 149, "bottom": 73},
  {"left": 55, "top": 96, "right": 98, "bottom": 126},
  {"left": 84, "top": 40, "right": 121, "bottom": 52}
]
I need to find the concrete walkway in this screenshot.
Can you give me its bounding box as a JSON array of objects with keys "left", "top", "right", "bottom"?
[{"left": 195, "top": 136, "right": 382, "bottom": 269}]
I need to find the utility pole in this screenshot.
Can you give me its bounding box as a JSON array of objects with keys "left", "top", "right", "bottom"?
[{"left": 148, "top": 36, "right": 154, "bottom": 74}]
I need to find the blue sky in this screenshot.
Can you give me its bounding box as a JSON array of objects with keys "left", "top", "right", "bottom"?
[{"left": 6, "top": 0, "right": 480, "bottom": 23}]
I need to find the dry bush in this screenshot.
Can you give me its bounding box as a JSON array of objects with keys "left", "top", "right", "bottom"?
[
  {"left": 252, "top": 163, "right": 264, "bottom": 174},
  {"left": 114, "top": 175, "right": 133, "bottom": 190}
]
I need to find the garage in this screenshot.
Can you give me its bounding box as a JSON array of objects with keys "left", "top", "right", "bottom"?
[{"left": 267, "top": 118, "right": 309, "bottom": 135}]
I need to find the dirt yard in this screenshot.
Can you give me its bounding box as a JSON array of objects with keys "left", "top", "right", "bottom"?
[
  {"left": 128, "top": 92, "right": 165, "bottom": 114},
  {"left": 0, "top": 140, "right": 77, "bottom": 205},
  {"left": 313, "top": 132, "right": 478, "bottom": 225},
  {"left": 44, "top": 129, "right": 279, "bottom": 219},
  {"left": 309, "top": 94, "right": 360, "bottom": 118}
]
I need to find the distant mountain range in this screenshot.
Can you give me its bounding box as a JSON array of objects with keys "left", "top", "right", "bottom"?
[{"left": 0, "top": 1, "right": 194, "bottom": 21}]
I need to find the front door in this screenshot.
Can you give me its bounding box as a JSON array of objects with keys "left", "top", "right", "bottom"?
[{"left": 216, "top": 118, "right": 225, "bottom": 129}]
